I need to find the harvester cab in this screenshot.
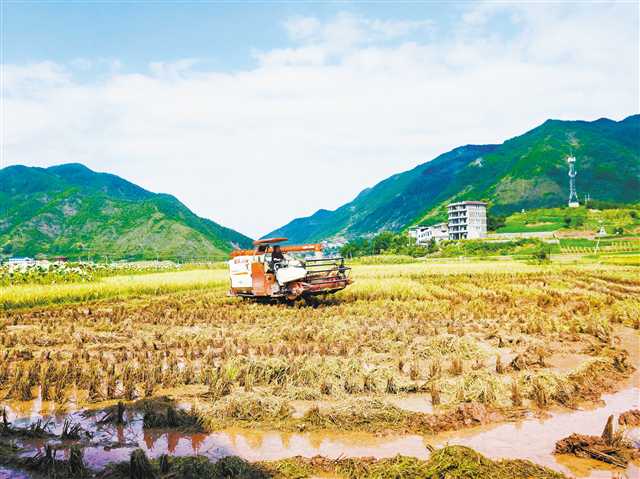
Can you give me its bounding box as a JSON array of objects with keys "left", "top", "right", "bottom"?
[{"left": 228, "top": 237, "right": 352, "bottom": 301}]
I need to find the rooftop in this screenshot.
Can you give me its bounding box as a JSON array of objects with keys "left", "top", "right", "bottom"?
[{"left": 447, "top": 201, "right": 487, "bottom": 207}]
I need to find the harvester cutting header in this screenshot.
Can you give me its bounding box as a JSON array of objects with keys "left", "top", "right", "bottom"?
[{"left": 228, "top": 238, "right": 352, "bottom": 301}]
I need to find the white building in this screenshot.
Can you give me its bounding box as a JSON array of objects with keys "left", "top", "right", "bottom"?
[
  {"left": 448, "top": 201, "right": 487, "bottom": 240},
  {"left": 408, "top": 223, "right": 449, "bottom": 244},
  {"left": 8, "top": 257, "right": 35, "bottom": 266}
]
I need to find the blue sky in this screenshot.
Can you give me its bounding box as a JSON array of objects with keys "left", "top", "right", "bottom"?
[
  {"left": 5, "top": 3, "right": 450, "bottom": 71},
  {"left": 2, "top": 2, "right": 639, "bottom": 237}
]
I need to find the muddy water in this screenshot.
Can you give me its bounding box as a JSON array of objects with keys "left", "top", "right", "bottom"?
[
  {"left": 0, "top": 467, "right": 31, "bottom": 479},
  {"left": 9, "top": 385, "right": 638, "bottom": 478},
  {"left": 3, "top": 326, "right": 639, "bottom": 478}
]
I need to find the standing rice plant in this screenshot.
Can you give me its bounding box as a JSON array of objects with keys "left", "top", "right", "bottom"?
[
  {"left": 430, "top": 381, "right": 441, "bottom": 406},
  {"left": 530, "top": 376, "right": 550, "bottom": 408},
  {"left": 386, "top": 376, "right": 398, "bottom": 394},
  {"left": 510, "top": 378, "right": 522, "bottom": 407},
  {"left": 144, "top": 380, "right": 155, "bottom": 398},
  {"left": 429, "top": 358, "right": 442, "bottom": 379},
  {"left": 129, "top": 449, "right": 155, "bottom": 479},
  {"left": 449, "top": 357, "right": 464, "bottom": 376},
  {"left": 320, "top": 380, "right": 332, "bottom": 396},
  {"left": 243, "top": 371, "right": 254, "bottom": 393},
  {"left": 409, "top": 362, "right": 419, "bottom": 380},
  {"left": 363, "top": 373, "right": 377, "bottom": 393},
  {"left": 495, "top": 355, "right": 504, "bottom": 374}
]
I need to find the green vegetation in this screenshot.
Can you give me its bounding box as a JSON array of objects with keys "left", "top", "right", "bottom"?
[
  {"left": 268, "top": 115, "right": 640, "bottom": 243},
  {"left": 0, "top": 444, "right": 569, "bottom": 479},
  {"left": 341, "top": 231, "right": 431, "bottom": 258},
  {"left": 438, "top": 238, "right": 546, "bottom": 257},
  {"left": 340, "top": 230, "right": 548, "bottom": 259},
  {"left": 0, "top": 261, "right": 188, "bottom": 286},
  {"left": 340, "top": 227, "right": 640, "bottom": 261},
  {"left": 0, "top": 163, "right": 253, "bottom": 260},
  {"left": 496, "top": 205, "right": 640, "bottom": 234}
]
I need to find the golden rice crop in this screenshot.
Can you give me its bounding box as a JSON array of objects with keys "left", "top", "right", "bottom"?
[{"left": 0, "top": 259, "right": 638, "bottom": 433}]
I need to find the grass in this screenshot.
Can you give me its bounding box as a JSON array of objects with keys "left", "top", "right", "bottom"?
[
  {"left": 496, "top": 206, "right": 640, "bottom": 234},
  {"left": 0, "top": 441, "right": 570, "bottom": 479}
]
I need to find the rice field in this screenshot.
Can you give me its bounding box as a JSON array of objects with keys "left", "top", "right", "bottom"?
[
  {"left": 1, "top": 257, "right": 639, "bottom": 478},
  {"left": 0, "top": 268, "right": 228, "bottom": 310}
]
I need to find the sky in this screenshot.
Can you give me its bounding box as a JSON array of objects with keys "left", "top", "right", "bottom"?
[{"left": 2, "top": 1, "right": 639, "bottom": 238}]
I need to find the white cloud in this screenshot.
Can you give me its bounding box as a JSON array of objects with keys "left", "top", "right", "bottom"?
[
  {"left": 284, "top": 16, "right": 321, "bottom": 41},
  {"left": 2, "top": 3, "right": 638, "bottom": 238},
  {"left": 149, "top": 59, "right": 201, "bottom": 79},
  {"left": 284, "top": 12, "right": 433, "bottom": 52},
  {"left": 3, "top": 61, "right": 70, "bottom": 93}
]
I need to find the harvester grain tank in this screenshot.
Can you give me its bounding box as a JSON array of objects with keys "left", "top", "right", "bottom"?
[{"left": 228, "top": 238, "right": 352, "bottom": 300}]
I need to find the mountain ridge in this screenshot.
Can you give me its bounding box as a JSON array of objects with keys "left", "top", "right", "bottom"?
[
  {"left": 0, "top": 163, "right": 253, "bottom": 260},
  {"left": 265, "top": 114, "right": 640, "bottom": 243}
]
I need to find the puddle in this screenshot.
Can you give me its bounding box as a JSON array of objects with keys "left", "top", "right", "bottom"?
[
  {"left": 548, "top": 352, "right": 595, "bottom": 373},
  {"left": 0, "top": 467, "right": 31, "bottom": 479},
  {"left": 388, "top": 393, "right": 434, "bottom": 414},
  {"left": 2, "top": 326, "right": 639, "bottom": 478},
  {"left": 6, "top": 383, "right": 638, "bottom": 477},
  {"left": 436, "top": 385, "right": 640, "bottom": 478}
]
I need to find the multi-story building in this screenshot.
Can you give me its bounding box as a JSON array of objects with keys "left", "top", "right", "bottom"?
[
  {"left": 408, "top": 223, "right": 449, "bottom": 244},
  {"left": 447, "top": 201, "right": 487, "bottom": 240}
]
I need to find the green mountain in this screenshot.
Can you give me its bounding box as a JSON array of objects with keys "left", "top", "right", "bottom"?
[
  {"left": 0, "top": 163, "right": 253, "bottom": 260},
  {"left": 266, "top": 115, "right": 640, "bottom": 243}
]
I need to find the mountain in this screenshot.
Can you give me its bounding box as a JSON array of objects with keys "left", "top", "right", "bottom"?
[
  {"left": 266, "top": 115, "right": 640, "bottom": 243},
  {"left": 0, "top": 163, "right": 253, "bottom": 260}
]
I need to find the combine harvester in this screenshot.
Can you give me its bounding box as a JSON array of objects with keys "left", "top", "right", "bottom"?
[{"left": 228, "top": 237, "right": 352, "bottom": 301}]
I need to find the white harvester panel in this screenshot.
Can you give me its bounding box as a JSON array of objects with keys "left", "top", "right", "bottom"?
[
  {"left": 228, "top": 256, "right": 253, "bottom": 288},
  {"left": 275, "top": 265, "right": 307, "bottom": 284}
]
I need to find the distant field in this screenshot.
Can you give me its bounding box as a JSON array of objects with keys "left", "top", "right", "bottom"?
[
  {"left": 3, "top": 255, "right": 640, "bottom": 310},
  {"left": 496, "top": 206, "right": 640, "bottom": 234},
  {"left": 0, "top": 269, "right": 229, "bottom": 310}
]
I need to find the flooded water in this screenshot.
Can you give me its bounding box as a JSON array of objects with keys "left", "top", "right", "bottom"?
[
  {"left": 3, "top": 326, "right": 639, "bottom": 478},
  {"left": 0, "top": 467, "right": 31, "bottom": 479},
  {"left": 7, "top": 384, "right": 638, "bottom": 478}
]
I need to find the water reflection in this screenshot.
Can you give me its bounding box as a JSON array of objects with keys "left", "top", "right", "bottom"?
[{"left": 3, "top": 326, "right": 639, "bottom": 478}]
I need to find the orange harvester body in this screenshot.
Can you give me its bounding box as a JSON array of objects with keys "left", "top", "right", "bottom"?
[{"left": 228, "top": 238, "right": 352, "bottom": 301}]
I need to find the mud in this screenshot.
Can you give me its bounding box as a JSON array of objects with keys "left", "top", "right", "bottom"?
[
  {"left": 619, "top": 410, "right": 640, "bottom": 427},
  {"left": 3, "top": 382, "right": 638, "bottom": 478},
  {"left": 555, "top": 432, "right": 639, "bottom": 468},
  {"left": 1, "top": 326, "right": 638, "bottom": 479}
]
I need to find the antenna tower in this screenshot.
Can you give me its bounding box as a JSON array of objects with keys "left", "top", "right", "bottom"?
[{"left": 567, "top": 156, "right": 579, "bottom": 208}]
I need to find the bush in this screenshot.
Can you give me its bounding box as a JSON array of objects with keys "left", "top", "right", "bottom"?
[
  {"left": 341, "top": 231, "right": 429, "bottom": 258},
  {"left": 532, "top": 247, "right": 550, "bottom": 262}
]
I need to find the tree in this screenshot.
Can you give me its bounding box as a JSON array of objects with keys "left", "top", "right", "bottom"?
[
  {"left": 532, "top": 246, "right": 550, "bottom": 262},
  {"left": 487, "top": 214, "right": 506, "bottom": 231},
  {"left": 371, "top": 231, "right": 395, "bottom": 254},
  {"left": 426, "top": 238, "right": 438, "bottom": 254}
]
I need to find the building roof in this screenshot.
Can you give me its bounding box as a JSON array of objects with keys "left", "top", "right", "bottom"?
[
  {"left": 411, "top": 222, "right": 448, "bottom": 230},
  {"left": 447, "top": 201, "right": 487, "bottom": 207}
]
